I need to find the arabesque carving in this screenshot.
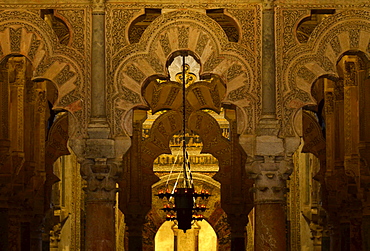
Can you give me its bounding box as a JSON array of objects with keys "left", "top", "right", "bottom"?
[
  {"left": 277, "top": 7, "right": 370, "bottom": 136},
  {"left": 107, "top": 8, "right": 260, "bottom": 137},
  {"left": 0, "top": 7, "right": 89, "bottom": 137}
]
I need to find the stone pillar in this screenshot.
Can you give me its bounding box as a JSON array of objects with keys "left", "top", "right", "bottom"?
[
  {"left": 30, "top": 215, "right": 44, "bottom": 251},
  {"left": 324, "top": 79, "right": 335, "bottom": 176},
  {"left": 349, "top": 206, "right": 363, "bottom": 251},
  {"left": 333, "top": 80, "right": 345, "bottom": 165},
  {"left": 194, "top": 222, "right": 200, "bottom": 251},
  {"left": 173, "top": 224, "right": 178, "bottom": 251},
  {"left": 0, "top": 208, "right": 8, "bottom": 250},
  {"left": 20, "top": 222, "right": 31, "bottom": 251},
  {"left": 343, "top": 57, "right": 361, "bottom": 184},
  {"left": 80, "top": 158, "right": 121, "bottom": 251},
  {"left": 247, "top": 155, "right": 293, "bottom": 251},
  {"left": 91, "top": 0, "right": 106, "bottom": 120},
  {"left": 261, "top": 0, "right": 276, "bottom": 117},
  {"left": 8, "top": 209, "right": 21, "bottom": 251},
  {"left": 0, "top": 64, "right": 10, "bottom": 165},
  {"left": 328, "top": 217, "right": 341, "bottom": 251},
  {"left": 124, "top": 214, "right": 145, "bottom": 251},
  {"left": 362, "top": 214, "right": 370, "bottom": 251},
  {"left": 342, "top": 57, "right": 363, "bottom": 251},
  {"left": 228, "top": 214, "right": 247, "bottom": 251}
]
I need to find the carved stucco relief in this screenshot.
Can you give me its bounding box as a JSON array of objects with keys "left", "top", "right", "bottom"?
[
  {"left": 108, "top": 7, "right": 261, "bottom": 138},
  {"left": 0, "top": 7, "right": 90, "bottom": 138},
  {"left": 277, "top": 7, "right": 370, "bottom": 136}
]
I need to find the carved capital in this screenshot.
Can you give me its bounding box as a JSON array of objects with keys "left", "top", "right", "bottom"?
[
  {"left": 262, "top": 0, "right": 275, "bottom": 10},
  {"left": 246, "top": 156, "right": 293, "bottom": 203},
  {"left": 91, "top": 0, "right": 106, "bottom": 13},
  {"left": 49, "top": 223, "right": 61, "bottom": 248},
  {"left": 80, "top": 158, "right": 122, "bottom": 202}
]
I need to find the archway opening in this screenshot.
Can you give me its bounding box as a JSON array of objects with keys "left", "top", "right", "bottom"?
[{"left": 155, "top": 220, "right": 217, "bottom": 251}]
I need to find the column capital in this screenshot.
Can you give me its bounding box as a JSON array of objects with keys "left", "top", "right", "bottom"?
[
  {"left": 262, "top": 0, "right": 276, "bottom": 10},
  {"left": 49, "top": 223, "right": 62, "bottom": 249},
  {"left": 80, "top": 158, "right": 122, "bottom": 202},
  {"left": 246, "top": 156, "right": 293, "bottom": 203},
  {"left": 91, "top": 0, "right": 106, "bottom": 13}
]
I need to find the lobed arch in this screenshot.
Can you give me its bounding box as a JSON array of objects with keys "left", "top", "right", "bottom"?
[
  {"left": 281, "top": 9, "right": 370, "bottom": 136},
  {"left": 0, "top": 10, "right": 85, "bottom": 135},
  {"left": 110, "top": 9, "right": 259, "bottom": 137}
]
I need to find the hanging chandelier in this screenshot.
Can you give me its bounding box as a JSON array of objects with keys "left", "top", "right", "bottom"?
[{"left": 156, "top": 53, "right": 211, "bottom": 232}]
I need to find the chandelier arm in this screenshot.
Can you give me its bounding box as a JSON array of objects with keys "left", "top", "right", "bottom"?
[
  {"left": 172, "top": 170, "right": 182, "bottom": 194},
  {"left": 186, "top": 153, "right": 194, "bottom": 189},
  {"left": 166, "top": 150, "right": 181, "bottom": 189},
  {"left": 182, "top": 54, "right": 190, "bottom": 188}
]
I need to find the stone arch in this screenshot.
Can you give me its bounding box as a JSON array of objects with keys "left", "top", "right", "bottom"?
[
  {"left": 0, "top": 10, "right": 85, "bottom": 135},
  {"left": 110, "top": 9, "right": 259, "bottom": 137},
  {"left": 281, "top": 9, "right": 370, "bottom": 136}
]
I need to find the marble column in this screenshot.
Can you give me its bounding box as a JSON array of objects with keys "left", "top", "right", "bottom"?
[
  {"left": 261, "top": 0, "right": 276, "bottom": 117},
  {"left": 80, "top": 158, "right": 121, "bottom": 251},
  {"left": 91, "top": 0, "right": 106, "bottom": 120},
  {"left": 247, "top": 156, "right": 293, "bottom": 251}
]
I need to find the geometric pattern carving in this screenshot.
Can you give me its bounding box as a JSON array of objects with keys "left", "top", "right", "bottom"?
[
  {"left": 0, "top": 8, "right": 88, "bottom": 137},
  {"left": 278, "top": 8, "right": 370, "bottom": 136},
  {"left": 56, "top": 9, "right": 86, "bottom": 54},
  {"left": 109, "top": 9, "right": 260, "bottom": 137},
  {"left": 9, "top": 27, "right": 22, "bottom": 52},
  {"left": 330, "top": 36, "right": 342, "bottom": 56}
]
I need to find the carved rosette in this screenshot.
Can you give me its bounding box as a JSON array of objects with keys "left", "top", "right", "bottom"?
[
  {"left": 80, "top": 158, "right": 122, "bottom": 202},
  {"left": 246, "top": 157, "right": 293, "bottom": 203}
]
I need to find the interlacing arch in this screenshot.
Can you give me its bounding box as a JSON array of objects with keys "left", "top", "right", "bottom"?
[
  {"left": 282, "top": 9, "right": 370, "bottom": 136},
  {"left": 0, "top": 10, "right": 84, "bottom": 122},
  {"left": 111, "top": 9, "right": 259, "bottom": 137}
]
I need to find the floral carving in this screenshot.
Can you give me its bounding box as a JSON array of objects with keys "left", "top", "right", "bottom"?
[
  {"left": 278, "top": 8, "right": 370, "bottom": 136},
  {"left": 109, "top": 8, "right": 259, "bottom": 136}
]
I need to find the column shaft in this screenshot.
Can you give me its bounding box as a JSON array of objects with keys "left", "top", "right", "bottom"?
[
  {"left": 247, "top": 157, "right": 292, "bottom": 251},
  {"left": 85, "top": 202, "right": 115, "bottom": 251},
  {"left": 0, "top": 208, "right": 8, "bottom": 251},
  {"left": 80, "top": 158, "right": 120, "bottom": 251},
  {"left": 255, "top": 203, "right": 286, "bottom": 251},
  {"left": 262, "top": 4, "right": 276, "bottom": 116},
  {"left": 91, "top": 12, "right": 106, "bottom": 118},
  {"left": 231, "top": 237, "right": 245, "bottom": 251}
]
